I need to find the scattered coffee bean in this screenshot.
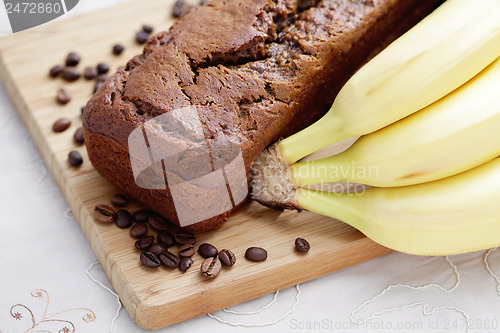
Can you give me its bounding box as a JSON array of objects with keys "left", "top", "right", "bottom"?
[
  {"left": 49, "top": 65, "right": 64, "bottom": 78},
  {"left": 81, "top": 105, "right": 86, "bottom": 115},
  {"left": 65, "top": 52, "right": 81, "bottom": 66},
  {"left": 149, "top": 243, "right": 167, "bottom": 255},
  {"left": 295, "top": 237, "right": 310, "bottom": 253},
  {"left": 52, "top": 117, "right": 71, "bottom": 132},
  {"left": 93, "top": 204, "right": 116, "bottom": 223},
  {"left": 135, "top": 235, "right": 154, "bottom": 250},
  {"left": 110, "top": 193, "right": 128, "bottom": 207},
  {"left": 179, "top": 244, "right": 195, "bottom": 257},
  {"left": 135, "top": 30, "right": 150, "bottom": 44},
  {"left": 179, "top": 257, "right": 193, "bottom": 272},
  {"left": 112, "top": 44, "right": 125, "bottom": 55},
  {"left": 96, "top": 73, "right": 109, "bottom": 82},
  {"left": 56, "top": 88, "right": 72, "bottom": 104},
  {"left": 61, "top": 67, "right": 80, "bottom": 81},
  {"left": 172, "top": 0, "right": 187, "bottom": 18},
  {"left": 157, "top": 231, "right": 175, "bottom": 247},
  {"left": 133, "top": 209, "right": 151, "bottom": 223},
  {"left": 68, "top": 150, "right": 83, "bottom": 167},
  {"left": 201, "top": 257, "right": 221, "bottom": 278},
  {"left": 159, "top": 250, "right": 180, "bottom": 268},
  {"left": 142, "top": 24, "right": 153, "bottom": 34},
  {"left": 93, "top": 81, "right": 103, "bottom": 93},
  {"left": 115, "top": 209, "right": 132, "bottom": 229},
  {"left": 245, "top": 247, "right": 267, "bottom": 262},
  {"left": 73, "top": 127, "right": 84, "bottom": 144},
  {"left": 175, "top": 231, "right": 196, "bottom": 245},
  {"left": 97, "top": 63, "right": 110, "bottom": 74},
  {"left": 198, "top": 243, "right": 218, "bottom": 258},
  {"left": 83, "top": 66, "right": 98, "bottom": 80},
  {"left": 148, "top": 214, "right": 169, "bottom": 231},
  {"left": 130, "top": 223, "right": 148, "bottom": 238},
  {"left": 140, "top": 252, "right": 160, "bottom": 268},
  {"left": 218, "top": 249, "right": 236, "bottom": 266}
]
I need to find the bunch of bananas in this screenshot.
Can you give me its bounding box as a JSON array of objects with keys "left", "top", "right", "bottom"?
[{"left": 251, "top": 0, "right": 500, "bottom": 256}]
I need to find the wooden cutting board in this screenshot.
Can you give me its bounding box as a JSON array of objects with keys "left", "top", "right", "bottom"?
[{"left": 0, "top": 1, "right": 393, "bottom": 330}]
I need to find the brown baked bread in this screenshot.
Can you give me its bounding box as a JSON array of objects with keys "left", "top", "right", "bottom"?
[{"left": 83, "top": 0, "right": 443, "bottom": 232}]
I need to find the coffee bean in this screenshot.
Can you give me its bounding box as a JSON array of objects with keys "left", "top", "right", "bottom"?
[
  {"left": 172, "top": 0, "right": 187, "bottom": 18},
  {"left": 135, "top": 30, "right": 149, "bottom": 44},
  {"left": 149, "top": 243, "right": 167, "bottom": 255},
  {"left": 179, "top": 244, "right": 195, "bottom": 257},
  {"left": 84, "top": 66, "right": 98, "bottom": 80},
  {"left": 157, "top": 231, "right": 175, "bottom": 247},
  {"left": 115, "top": 209, "right": 132, "bottom": 229},
  {"left": 148, "top": 214, "right": 169, "bottom": 231},
  {"left": 49, "top": 65, "right": 63, "bottom": 78},
  {"left": 159, "top": 251, "right": 179, "bottom": 268},
  {"left": 133, "top": 210, "right": 151, "bottom": 223},
  {"left": 52, "top": 118, "right": 71, "bottom": 132},
  {"left": 175, "top": 231, "right": 196, "bottom": 245},
  {"left": 68, "top": 150, "right": 83, "bottom": 167},
  {"left": 81, "top": 105, "right": 86, "bottom": 115},
  {"left": 130, "top": 223, "right": 148, "bottom": 238},
  {"left": 97, "top": 63, "right": 110, "bottom": 74},
  {"left": 56, "top": 88, "right": 71, "bottom": 104},
  {"left": 61, "top": 67, "right": 80, "bottom": 81},
  {"left": 65, "top": 52, "right": 81, "bottom": 66},
  {"left": 140, "top": 252, "right": 160, "bottom": 268},
  {"left": 135, "top": 235, "right": 154, "bottom": 250},
  {"left": 201, "top": 257, "right": 221, "bottom": 278},
  {"left": 96, "top": 73, "right": 109, "bottom": 82},
  {"left": 112, "top": 44, "right": 125, "bottom": 55},
  {"left": 218, "top": 249, "right": 236, "bottom": 266},
  {"left": 94, "top": 204, "right": 116, "bottom": 223},
  {"left": 245, "top": 247, "right": 267, "bottom": 262},
  {"left": 93, "top": 81, "right": 104, "bottom": 93},
  {"left": 110, "top": 194, "right": 128, "bottom": 207},
  {"left": 179, "top": 257, "right": 193, "bottom": 272},
  {"left": 295, "top": 237, "right": 310, "bottom": 253},
  {"left": 198, "top": 243, "right": 218, "bottom": 258},
  {"left": 142, "top": 24, "right": 153, "bottom": 34},
  {"left": 73, "top": 127, "right": 84, "bottom": 144}
]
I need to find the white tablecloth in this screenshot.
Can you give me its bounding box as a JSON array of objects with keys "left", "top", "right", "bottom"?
[{"left": 1, "top": 1, "right": 500, "bottom": 332}]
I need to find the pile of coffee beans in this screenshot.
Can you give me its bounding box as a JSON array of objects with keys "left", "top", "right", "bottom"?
[
  {"left": 91, "top": 193, "right": 313, "bottom": 279},
  {"left": 91, "top": 195, "right": 254, "bottom": 278}
]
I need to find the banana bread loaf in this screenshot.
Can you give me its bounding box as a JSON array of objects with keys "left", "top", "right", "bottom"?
[{"left": 83, "top": 0, "right": 443, "bottom": 232}]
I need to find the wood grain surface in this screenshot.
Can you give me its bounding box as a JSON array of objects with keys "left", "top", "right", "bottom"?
[{"left": 0, "top": 0, "right": 393, "bottom": 330}]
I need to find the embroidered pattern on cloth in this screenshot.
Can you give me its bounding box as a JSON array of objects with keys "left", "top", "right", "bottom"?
[{"left": 2, "top": 289, "right": 95, "bottom": 333}]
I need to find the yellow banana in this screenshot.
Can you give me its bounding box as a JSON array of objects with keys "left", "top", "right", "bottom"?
[
  {"left": 290, "top": 56, "right": 500, "bottom": 187},
  {"left": 277, "top": 0, "right": 500, "bottom": 164},
  {"left": 295, "top": 158, "right": 500, "bottom": 256}
]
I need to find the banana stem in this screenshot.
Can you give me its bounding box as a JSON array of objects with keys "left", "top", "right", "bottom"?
[
  {"left": 278, "top": 114, "right": 345, "bottom": 164},
  {"left": 290, "top": 153, "right": 358, "bottom": 186},
  {"left": 296, "top": 188, "right": 364, "bottom": 230}
]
